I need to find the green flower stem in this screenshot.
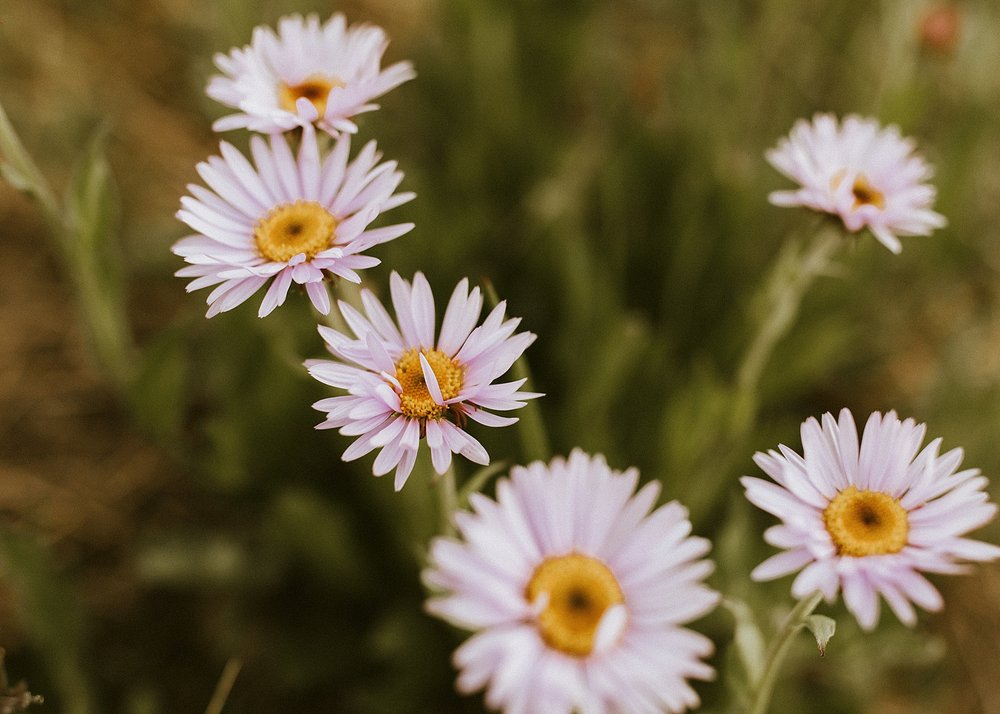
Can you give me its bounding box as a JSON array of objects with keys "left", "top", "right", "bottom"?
[
  {"left": 749, "top": 592, "right": 823, "bottom": 714},
  {"left": 435, "top": 463, "right": 459, "bottom": 538},
  {"left": 732, "top": 223, "right": 842, "bottom": 436}
]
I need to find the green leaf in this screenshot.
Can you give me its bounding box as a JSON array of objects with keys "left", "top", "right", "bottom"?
[
  {"left": 66, "top": 122, "right": 120, "bottom": 260},
  {"left": 804, "top": 614, "right": 837, "bottom": 656},
  {"left": 722, "top": 598, "right": 767, "bottom": 686}
]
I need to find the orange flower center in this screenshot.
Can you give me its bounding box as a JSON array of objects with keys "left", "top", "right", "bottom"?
[
  {"left": 254, "top": 201, "right": 337, "bottom": 262},
  {"left": 823, "top": 486, "right": 908, "bottom": 557},
  {"left": 278, "top": 75, "right": 345, "bottom": 118},
  {"left": 525, "top": 553, "right": 626, "bottom": 657},
  {"left": 395, "top": 349, "right": 464, "bottom": 420}
]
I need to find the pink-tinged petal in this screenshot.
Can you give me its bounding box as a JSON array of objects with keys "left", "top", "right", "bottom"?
[
  {"left": 750, "top": 549, "right": 814, "bottom": 581},
  {"left": 409, "top": 272, "right": 436, "bottom": 348},
  {"left": 842, "top": 572, "right": 880, "bottom": 630},
  {"left": 394, "top": 449, "right": 417, "bottom": 491},
  {"left": 305, "top": 281, "right": 331, "bottom": 314},
  {"left": 419, "top": 353, "right": 446, "bottom": 406}
]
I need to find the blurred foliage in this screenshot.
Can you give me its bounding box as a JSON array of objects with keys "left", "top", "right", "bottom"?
[{"left": 2, "top": 0, "right": 1000, "bottom": 712}]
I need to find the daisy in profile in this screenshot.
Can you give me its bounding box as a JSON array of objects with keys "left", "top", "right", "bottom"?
[
  {"left": 424, "top": 450, "right": 719, "bottom": 713},
  {"left": 307, "top": 272, "right": 540, "bottom": 490},
  {"left": 207, "top": 13, "right": 415, "bottom": 136},
  {"left": 743, "top": 408, "right": 1000, "bottom": 630},
  {"left": 173, "top": 125, "right": 414, "bottom": 317},
  {"left": 766, "top": 114, "right": 946, "bottom": 253}
]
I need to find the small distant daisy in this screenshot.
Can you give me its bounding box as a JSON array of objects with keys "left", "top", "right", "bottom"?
[
  {"left": 766, "top": 113, "right": 947, "bottom": 253},
  {"left": 207, "top": 13, "right": 415, "bottom": 135},
  {"left": 424, "top": 450, "right": 719, "bottom": 713},
  {"left": 307, "top": 272, "right": 541, "bottom": 490},
  {"left": 173, "top": 125, "right": 414, "bottom": 317},
  {"left": 742, "top": 408, "right": 1000, "bottom": 630}
]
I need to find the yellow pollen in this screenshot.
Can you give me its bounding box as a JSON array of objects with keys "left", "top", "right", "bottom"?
[
  {"left": 254, "top": 201, "right": 337, "bottom": 263},
  {"left": 823, "top": 486, "right": 909, "bottom": 557},
  {"left": 395, "top": 349, "right": 464, "bottom": 420},
  {"left": 525, "top": 553, "right": 625, "bottom": 657},
  {"left": 278, "top": 75, "right": 345, "bottom": 117},
  {"left": 851, "top": 174, "right": 886, "bottom": 210}
]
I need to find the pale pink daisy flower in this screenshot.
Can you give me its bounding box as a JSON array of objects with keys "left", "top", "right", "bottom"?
[
  {"left": 424, "top": 450, "right": 719, "bottom": 714},
  {"left": 766, "top": 113, "right": 947, "bottom": 253},
  {"left": 742, "top": 408, "right": 1000, "bottom": 630},
  {"left": 172, "top": 124, "right": 414, "bottom": 318},
  {"left": 307, "top": 272, "right": 541, "bottom": 490},
  {"left": 207, "top": 13, "right": 415, "bottom": 136}
]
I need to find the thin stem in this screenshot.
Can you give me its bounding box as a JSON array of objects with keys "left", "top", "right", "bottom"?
[
  {"left": 435, "top": 463, "right": 459, "bottom": 537},
  {"left": 204, "top": 658, "right": 242, "bottom": 714},
  {"left": 731, "top": 223, "right": 842, "bottom": 435},
  {"left": 749, "top": 592, "right": 823, "bottom": 714}
]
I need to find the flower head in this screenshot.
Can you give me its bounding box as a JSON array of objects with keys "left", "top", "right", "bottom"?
[
  {"left": 742, "top": 408, "right": 1000, "bottom": 630},
  {"left": 173, "top": 125, "right": 414, "bottom": 317},
  {"left": 766, "top": 114, "right": 946, "bottom": 253},
  {"left": 207, "top": 13, "right": 415, "bottom": 136},
  {"left": 424, "top": 451, "right": 719, "bottom": 713},
  {"left": 307, "top": 272, "right": 541, "bottom": 490}
]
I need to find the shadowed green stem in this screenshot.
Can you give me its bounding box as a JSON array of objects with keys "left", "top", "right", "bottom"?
[
  {"left": 749, "top": 592, "right": 823, "bottom": 714},
  {"left": 732, "top": 223, "right": 842, "bottom": 435}
]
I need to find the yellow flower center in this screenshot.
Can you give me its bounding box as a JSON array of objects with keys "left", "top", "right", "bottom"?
[
  {"left": 823, "top": 486, "right": 909, "bottom": 557},
  {"left": 254, "top": 201, "right": 337, "bottom": 263},
  {"left": 395, "top": 349, "right": 464, "bottom": 420},
  {"left": 850, "top": 174, "right": 886, "bottom": 210},
  {"left": 525, "top": 553, "right": 626, "bottom": 657},
  {"left": 278, "top": 75, "right": 345, "bottom": 117}
]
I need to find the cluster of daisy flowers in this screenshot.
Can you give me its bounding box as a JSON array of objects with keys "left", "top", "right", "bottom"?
[{"left": 169, "top": 10, "right": 999, "bottom": 714}]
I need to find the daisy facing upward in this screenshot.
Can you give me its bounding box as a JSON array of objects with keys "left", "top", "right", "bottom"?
[
  {"left": 742, "top": 408, "right": 1000, "bottom": 630},
  {"left": 207, "top": 13, "right": 415, "bottom": 136},
  {"left": 172, "top": 124, "right": 414, "bottom": 318},
  {"left": 424, "top": 451, "right": 719, "bottom": 714},
  {"left": 307, "top": 272, "right": 541, "bottom": 490}
]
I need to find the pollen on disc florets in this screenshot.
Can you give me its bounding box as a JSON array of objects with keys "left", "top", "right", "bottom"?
[
  {"left": 823, "top": 485, "right": 909, "bottom": 557},
  {"left": 278, "top": 74, "right": 345, "bottom": 117},
  {"left": 525, "top": 553, "right": 626, "bottom": 657},
  {"left": 851, "top": 174, "right": 886, "bottom": 210},
  {"left": 254, "top": 201, "right": 337, "bottom": 263},
  {"left": 395, "top": 349, "right": 464, "bottom": 420}
]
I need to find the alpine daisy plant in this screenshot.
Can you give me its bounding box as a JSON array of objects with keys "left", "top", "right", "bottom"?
[
  {"left": 207, "top": 13, "right": 416, "bottom": 136},
  {"left": 742, "top": 408, "right": 1000, "bottom": 630},
  {"left": 172, "top": 124, "right": 414, "bottom": 317},
  {"left": 307, "top": 272, "right": 541, "bottom": 490},
  {"left": 766, "top": 113, "right": 946, "bottom": 253},
  {"left": 425, "top": 450, "right": 720, "bottom": 713}
]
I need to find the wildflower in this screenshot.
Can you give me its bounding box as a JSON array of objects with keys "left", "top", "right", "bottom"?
[
  {"left": 424, "top": 450, "right": 719, "bottom": 713},
  {"left": 766, "top": 114, "right": 946, "bottom": 253},
  {"left": 207, "top": 13, "right": 415, "bottom": 135},
  {"left": 742, "top": 408, "right": 1000, "bottom": 630},
  {"left": 307, "top": 272, "right": 540, "bottom": 490},
  {"left": 173, "top": 125, "right": 413, "bottom": 317}
]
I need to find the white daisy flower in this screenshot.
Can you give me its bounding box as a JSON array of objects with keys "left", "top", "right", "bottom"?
[
  {"left": 307, "top": 272, "right": 541, "bottom": 490},
  {"left": 207, "top": 13, "right": 415, "bottom": 136},
  {"left": 424, "top": 450, "right": 719, "bottom": 714},
  {"left": 172, "top": 124, "right": 414, "bottom": 318},
  {"left": 766, "top": 113, "right": 947, "bottom": 253},
  {"left": 742, "top": 408, "right": 1000, "bottom": 630}
]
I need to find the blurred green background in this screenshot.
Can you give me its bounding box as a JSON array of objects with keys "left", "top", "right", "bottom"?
[{"left": 2, "top": 0, "right": 1000, "bottom": 711}]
